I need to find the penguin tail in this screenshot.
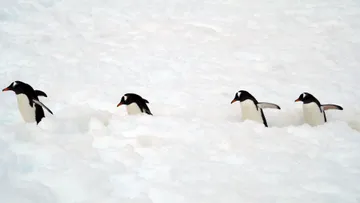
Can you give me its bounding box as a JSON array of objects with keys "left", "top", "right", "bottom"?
[
  {"left": 145, "top": 109, "right": 153, "bottom": 115},
  {"left": 35, "top": 106, "right": 45, "bottom": 124},
  {"left": 322, "top": 104, "right": 343, "bottom": 111},
  {"left": 143, "top": 99, "right": 149, "bottom": 103},
  {"left": 143, "top": 106, "right": 153, "bottom": 115},
  {"left": 35, "top": 90, "right": 48, "bottom": 97}
]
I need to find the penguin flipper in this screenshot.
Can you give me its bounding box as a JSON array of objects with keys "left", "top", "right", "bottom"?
[
  {"left": 35, "top": 90, "right": 47, "bottom": 97},
  {"left": 260, "top": 109, "right": 268, "bottom": 127},
  {"left": 257, "top": 102, "right": 281, "bottom": 110},
  {"left": 32, "top": 99, "right": 53, "bottom": 115},
  {"left": 322, "top": 104, "right": 343, "bottom": 111},
  {"left": 35, "top": 105, "right": 45, "bottom": 124}
]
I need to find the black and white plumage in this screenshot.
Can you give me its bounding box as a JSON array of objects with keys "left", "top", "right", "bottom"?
[
  {"left": 117, "top": 93, "right": 153, "bottom": 115},
  {"left": 231, "top": 90, "right": 281, "bottom": 127},
  {"left": 295, "top": 92, "right": 343, "bottom": 126},
  {"left": 2, "top": 81, "right": 53, "bottom": 124}
]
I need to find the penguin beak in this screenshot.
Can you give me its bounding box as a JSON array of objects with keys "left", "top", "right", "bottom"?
[
  {"left": 117, "top": 102, "right": 123, "bottom": 107},
  {"left": 295, "top": 98, "right": 301, "bottom": 102},
  {"left": 2, "top": 87, "right": 10, "bottom": 92},
  {"left": 231, "top": 99, "right": 237, "bottom": 104}
]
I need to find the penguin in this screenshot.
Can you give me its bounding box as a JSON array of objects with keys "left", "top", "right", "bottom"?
[
  {"left": 117, "top": 93, "right": 153, "bottom": 115},
  {"left": 2, "top": 80, "right": 53, "bottom": 124},
  {"left": 295, "top": 92, "right": 343, "bottom": 126},
  {"left": 231, "top": 90, "right": 281, "bottom": 127}
]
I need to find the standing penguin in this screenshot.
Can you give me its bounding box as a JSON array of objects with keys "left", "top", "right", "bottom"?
[
  {"left": 2, "top": 80, "right": 53, "bottom": 124},
  {"left": 295, "top": 92, "right": 343, "bottom": 126},
  {"left": 117, "top": 93, "right": 153, "bottom": 115},
  {"left": 231, "top": 90, "right": 281, "bottom": 127}
]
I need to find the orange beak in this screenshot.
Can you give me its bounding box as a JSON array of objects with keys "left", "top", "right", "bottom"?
[
  {"left": 117, "top": 102, "right": 123, "bottom": 107},
  {"left": 231, "top": 99, "right": 237, "bottom": 104},
  {"left": 295, "top": 99, "right": 301, "bottom": 102},
  {"left": 2, "top": 87, "right": 10, "bottom": 92}
]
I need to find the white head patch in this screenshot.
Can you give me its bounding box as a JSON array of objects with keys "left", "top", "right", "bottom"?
[
  {"left": 123, "top": 95, "right": 127, "bottom": 101},
  {"left": 237, "top": 91, "right": 241, "bottom": 97},
  {"left": 302, "top": 93, "right": 307, "bottom": 98},
  {"left": 12, "top": 82, "right": 17, "bottom": 87}
]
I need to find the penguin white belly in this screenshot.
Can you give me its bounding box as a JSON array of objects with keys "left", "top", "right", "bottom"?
[
  {"left": 240, "top": 100, "right": 264, "bottom": 124},
  {"left": 16, "top": 94, "right": 36, "bottom": 123},
  {"left": 303, "top": 103, "right": 325, "bottom": 126},
  {"left": 126, "top": 103, "right": 143, "bottom": 115}
]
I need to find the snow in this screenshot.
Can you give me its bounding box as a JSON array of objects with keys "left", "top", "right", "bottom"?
[{"left": 1, "top": 0, "right": 360, "bottom": 202}]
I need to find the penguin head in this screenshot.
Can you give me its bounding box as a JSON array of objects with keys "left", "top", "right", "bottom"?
[
  {"left": 295, "top": 92, "right": 318, "bottom": 104},
  {"left": 231, "top": 90, "right": 257, "bottom": 104},
  {"left": 117, "top": 93, "right": 149, "bottom": 107},
  {"left": 2, "top": 81, "right": 30, "bottom": 95}
]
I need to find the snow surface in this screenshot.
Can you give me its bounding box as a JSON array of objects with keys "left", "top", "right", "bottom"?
[{"left": 1, "top": 0, "right": 360, "bottom": 202}]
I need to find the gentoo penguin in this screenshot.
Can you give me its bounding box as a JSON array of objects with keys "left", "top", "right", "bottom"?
[
  {"left": 231, "top": 90, "right": 281, "bottom": 127},
  {"left": 2, "top": 81, "right": 53, "bottom": 124},
  {"left": 295, "top": 92, "right": 343, "bottom": 126},
  {"left": 117, "top": 93, "right": 153, "bottom": 115}
]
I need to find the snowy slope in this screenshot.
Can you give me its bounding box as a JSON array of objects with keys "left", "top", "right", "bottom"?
[{"left": 1, "top": 0, "right": 360, "bottom": 202}]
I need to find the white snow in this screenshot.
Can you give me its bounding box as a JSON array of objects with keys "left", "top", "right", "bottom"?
[{"left": 1, "top": 0, "right": 360, "bottom": 202}]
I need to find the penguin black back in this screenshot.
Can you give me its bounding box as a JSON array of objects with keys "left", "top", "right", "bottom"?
[
  {"left": 231, "top": 90, "right": 259, "bottom": 104},
  {"left": 295, "top": 92, "right": 343, "bottom": 111},
  {"left": 4, "top": 81, "right": 38, "bottom": 100},
  {"left": 295, "top": 92, "right": 322, "bottom": 109}
]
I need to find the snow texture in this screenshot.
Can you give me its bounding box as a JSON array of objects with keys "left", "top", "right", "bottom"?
[{"left": 1, "top": 0, "right": 360, "bottom": 202}]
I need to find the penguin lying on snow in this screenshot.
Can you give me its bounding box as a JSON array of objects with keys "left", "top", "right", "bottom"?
[
  {"left": 117, "top": 93, "right": 153, "bottom": 115},
  {"left": 231, "top": 90, "right": 281, "bottom": 127},
  {"left": 295, "top": 92, "right": 343, "bottom": 126},
  {"left": 2, "top": 81, "right": 53, "bottom": 124}
]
